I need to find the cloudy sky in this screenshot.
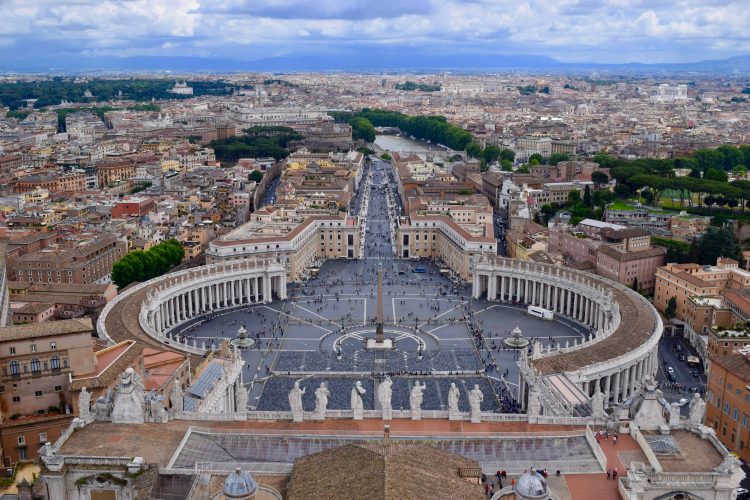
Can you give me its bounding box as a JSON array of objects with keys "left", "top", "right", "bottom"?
[{"left": 1, "top": 0, "right": 748, "bottom": 68}]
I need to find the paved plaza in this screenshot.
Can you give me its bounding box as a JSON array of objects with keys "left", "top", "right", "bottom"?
[{"left": 171, "top": 161, "right": 587, "bottom": 413}]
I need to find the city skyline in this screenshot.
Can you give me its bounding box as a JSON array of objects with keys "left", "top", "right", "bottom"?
[{"left": 1, "top": 0, "right": 750, "bottom": 71}]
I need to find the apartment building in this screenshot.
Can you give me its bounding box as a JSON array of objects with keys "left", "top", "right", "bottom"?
[
  {"left": 206, "top": 207, "right": 361, "bottom": 281},
  {"left": 705, "top": 345, "right": 750, "bottom": 462},
  {"left": 0, "top": 319, "right": 94, "bottom": 465},
  {"left": 9, "top": 235, "right": 127, "bottom": 285},
  {"left": 654, "top": 258, "right": 750, "bottom": 337},
  {"left": 396, "top": 213, "right": 496, "bottom": 280}
]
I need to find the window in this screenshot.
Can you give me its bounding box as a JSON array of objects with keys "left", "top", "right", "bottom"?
[
  {"left": 39, "top": 432, "right": 47, "bottom": 442},
  {"left": 734, "top": 408, "right": 740, "bottom": 421},
  {"left": 17, "top": 436, "right": 25, "bottom": 445},
  {"left": 30, "top": 344, "right": 37, "bottom": 353},
  {"left": 50, "top": 356, "right": 60, "bottom": 370},
  {"left": 30, "top": 358, "right": 40, "bottom": 373},
  {"left": 9, "top": 360, "right": 19, "bottom": 375},
  {"left": 34, "top": 390, "right": 42, "bottom": 397},
  {"left": 724, "top": 402, "right": 731, "bottom": 415},
  {"left": 12, "top": 396, "right": 20, "bottom": 403},
  {"left": 50, "top": 342, "right": 56, "bottom": 350},
  {"left": 54, "top": 385, "right": 62, "bottom": 392},
  {"left": 9, "top": 347, "right": 15, "bottom": 355}
]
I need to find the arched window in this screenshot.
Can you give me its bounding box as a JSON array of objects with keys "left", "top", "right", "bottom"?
[
  {"left": 30, "top": 358, "right": 40, "bottom": 373},
  {"left": 9, "top": 360, "right": 19, "bottom": 375},
  {"left": 63, "top": 359, "right": 68, "bottom": 368},
  {"left": 50, "top": 356, "right": 60, "bottom": 370}
]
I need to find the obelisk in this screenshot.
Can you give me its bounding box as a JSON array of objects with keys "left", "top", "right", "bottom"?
[
  {"left": 375, "top": 267, "right": 384, "bottom": 343},
  {"left": 367, "top": 265, "right": 392, "bottom": 349}
]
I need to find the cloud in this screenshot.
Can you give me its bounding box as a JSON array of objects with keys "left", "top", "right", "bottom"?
[{"left": 0, "top": 0, "right": 748, "bottom": 66}]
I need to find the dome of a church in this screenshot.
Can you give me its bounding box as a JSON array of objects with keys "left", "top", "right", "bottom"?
[
  {"left": 514, "top": 469, "right": 548, "bottom": 499},
  {"left": 223, "top": 467, "right": 257, "bottom": 499}
]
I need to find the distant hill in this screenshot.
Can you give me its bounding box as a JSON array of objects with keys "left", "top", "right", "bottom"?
[{"left": 2, "top": 52, "right": 749, "bottom": 74}]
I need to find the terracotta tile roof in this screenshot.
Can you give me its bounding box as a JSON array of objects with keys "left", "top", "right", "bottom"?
[
  {"left": 287, "top": 443, "right": 484, "bottom": 500},
  {"left": 0, "top": 317, "right": 93, "bottom": 342},
  {"left": 533, "top": 283, "right": 658, "bottom": 374}
]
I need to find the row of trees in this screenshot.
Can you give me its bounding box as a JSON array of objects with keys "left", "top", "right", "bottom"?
[
  {"left": 653, "top": 227, "right": 740, "bottom": 265},
  {"left": 0, "top": 78, "right": 238, "bottom": 110},
  {"left": 111, "top": 239, "right": 185, "bottom": 289},
  {"left": 329, "top": 109, "right": 516, "bottom": 169},
  {"left": 395, "top": 81, "right": 441, "bottom": 92},
  {"left": 209, "top": 127, "right": 302, "bottom": 162}
]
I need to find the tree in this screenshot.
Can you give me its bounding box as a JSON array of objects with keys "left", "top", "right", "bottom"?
[
  {"left": 665, "top": 296, "right": 677, "bottom": 319},
  {"left": 568, "top": 191, "right": 581, "bottom": 205},
  {"left": 688, "top": 227, "right": 740, "bottom": 265},
  {"left": 499, "top": 149, "right": 515, "bottom": 162},
  {"left": 549, "top": 153, "right": 569, "bottom": 166},
  {"left": 704, "top": 168, "right": 728, "bottom": 182},
  {"left": 583, "top": 185, "right": 592, "bottom": 207},
  {"left": 111, "top": 239, "right": 185, "bottom": 289},
  {"left": 640, "top": 188, "right": 654, "bottom": 205},
  {"left": 614, "top": 184, "right": 631, "bottom": 198},
  {"left": 500, "top": 160, "right": 513, "bottom": 171},
  {"left": 380, "top": 152, "right": 392, "bottom": 161},
  {"left": 348, "top": 117, "right": 376, "bottom": 142},
  {"left": 591, "top": 171, "right": 609, "bottom": 187},
  {"left": 248, "top": 170, "right": 263, "bottom": 182},
  {"left": 733, "top": 165, "right": 748, "bottom": 178},
  {"left": 528, "top": 153, "right": 544, "bottom": 165},
  {"left": 593, "top": 152, "right": 617, "bottom": 168}
]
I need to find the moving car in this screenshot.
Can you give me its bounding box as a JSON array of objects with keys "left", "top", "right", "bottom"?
[{"left": 413, "top": 267, "right": 426, "bottom": 273}]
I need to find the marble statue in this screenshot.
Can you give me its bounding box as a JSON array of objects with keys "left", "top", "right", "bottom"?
[
  {"left": 377, "top": 376, "right": 393, "bottom": 420},
  {"left": 314, "top": 382, "right": 330, "bottom": 420},
  {"left": 669, "top": 402, "right": 681, "bottom": 426},
  {"left": 78, "top": 387, "right": 91, "bottom": 419},
  {"left": 469, "top": 384, "right": 483, "bottom": 423},
  {"left": 689, "top": 393, "right": 707, "bottom": 426},
  {"left": 591, "top": 385, "right": 605, "bottom": 419},
  {"left": 351, "top": 381, "right": 366, "bottom": 420},
  {"left": 170, "top": 383, "right": 184, "bottom": 412},
  {"left": 235, "top": 384, "right": 248, "bottom": 412},
  {"left": 448, "top": 382, "right": 461, "bottom": 420},
  {"left": 410, "top": 381, "right": 426, "bottom": 420},
  {"left": 288, "top": 381, "right": 306, "bottom": 423}
]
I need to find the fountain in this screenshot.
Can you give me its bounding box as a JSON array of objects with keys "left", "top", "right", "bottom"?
[
  {"left": 503, "top": 326, "right": 530, "bottom": 349},
  {"left": 230, "top": 325, "right": 256, "bottom": 349}
]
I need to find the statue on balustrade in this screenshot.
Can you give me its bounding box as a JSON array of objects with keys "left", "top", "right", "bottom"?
[
  {"left": 288, "top": 380, "right": 306, "bottom": 423},
  {"left": 689, "top": 392, "right": 707, "bottom": 426},
  {"left": 314, "top": 382, "right": 330, "bottom": 420},
  {"left": 377, "top": 376, "right": 393, "bottom": 420},
  {"left": 170, "top": 383, "right": 184, "bottom": 412},
  {"left": 591, "top": 385, "right": 605, "bottom": 419},
  {"left": 235, "top": 383, "right": 248, "bottom": 412},
  {"left": 78, "top": 387, "right": 91, "bottom": 419},
  {"left": 351, "top": 380, "right": 366, "bottom": 420},
  {"left": 469, "top": 384, "right": 483, "bottom": 423},
  {"left": 410, "top": 381, "right": 426, "bottom": 420},
  {"left": 448, "top": 382, "right": 461, "bottom": 420}
]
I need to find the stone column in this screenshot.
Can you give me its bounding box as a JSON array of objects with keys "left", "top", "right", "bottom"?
[
  {"left": 487, "top": 273, "right": 497, "bottom": 301},
  {"left": 612, "top": 370, "right": 621, "bottom": 404},
  {"left": 582, "top": 380, "right": 590, "bottom": 397},
  {"left": 254, "top": 277, "right": 260, "bottom": 303},
  {"left": 264, "top": 275, "right": 272, "bottom": 302},
  {"left": 621, "top": 367, "right": 629, "bottom": 399},
  {"left": 604, "top": 374, "right": 611, "bottom": 403}
]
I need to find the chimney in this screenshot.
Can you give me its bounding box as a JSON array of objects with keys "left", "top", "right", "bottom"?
[{"left": 383, "top": 425, "right": 390, "bottom": 447}]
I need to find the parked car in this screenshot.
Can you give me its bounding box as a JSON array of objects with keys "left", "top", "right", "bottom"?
[
  {"left": 679, "top": 354, "right": 686, "bottom": 362},
  {"left": 692, "top": 369, "right": 700, "bottom": 378}
]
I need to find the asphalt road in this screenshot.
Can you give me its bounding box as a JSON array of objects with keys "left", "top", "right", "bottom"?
[{"left": 655, "top": 335, "right": 706, "bottom": 406}]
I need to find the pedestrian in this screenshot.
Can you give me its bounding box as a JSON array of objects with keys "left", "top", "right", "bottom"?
[
  {"left": 605, "top": 430, "right": 609, "bottom": 440},
  {"left": 613, "top": 468, "right": 618, "bottom": 480},
  {"left": 613, "top": 435, "right": 618, "bottom": 445},
  {"left": 607, "top": 469, "right": 611, "bottom": 480}
]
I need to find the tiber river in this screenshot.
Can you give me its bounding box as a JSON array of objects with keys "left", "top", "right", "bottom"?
[{"left": 374, "top": 134, "right": 431, "bottom": 153}]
